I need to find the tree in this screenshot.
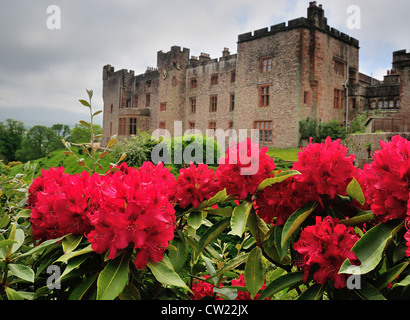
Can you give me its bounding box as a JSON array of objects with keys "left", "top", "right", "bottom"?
[
  {"left": 51, "top": 124, "right": 71, "bottom": 139},
  {"left": 69, "top": 123, "right": 102, "bottom": 144},
  {"left": 0, "top": 119, "right": 25, "bottom": 163},
  {"left": 15, "top": 125, "right": 62, "bottom": 162}
]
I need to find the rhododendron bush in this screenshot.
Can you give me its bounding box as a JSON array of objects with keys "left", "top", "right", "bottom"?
[{"left": 2, "top": 92, "right": 410, "bottom": 300}]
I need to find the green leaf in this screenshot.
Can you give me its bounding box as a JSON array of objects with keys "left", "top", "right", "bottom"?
[
  {"left": 244, "top": 247, "right": 264, "bottom": 299},
  {"left": 281, "top": 202, "right": 318, "bottom": 247},
  {"left": 272, "top": 225, "right": 286, "bottom": 260},
  {"left": 79, "top": 99, "right": 90, "bottom": 107},
  {"left": 147, "top": 257, "right": 189, "bottom": 292},
  {"left": 54, "top": 244, "right": 94, "bottom": 263},
  {"left": 17, "top": 235, "right": 66, "bottom": 259},
  {"left": 185, "top": 189, "right": 228, "bottom": 214},
  {"left": 394, "top": 274, "right": 410, "bottom": 287},
  {"left": 5, "top": 287, "right": 25, "bottom": 300},
  {"left": 346, "top": 177, "right": 366, "bottom": 205},
  {"left": 93, "top": 110, "right": 102, "bottom": 117},
  {"left": 187, "top": 211, "right": 204, "bottom": 229},
  {"left": 196, "top": 217, "right": 230, "bottom": 255},
  {"left": 207, "top": 253, "right": 249, "bottom": 282},
  {"left": 62, "top": 235, "right": 83, "bottom": 254},
  {"left": 339, "top": 212, "right": 376, "bottom": 227},
  {"left": 374, "top": 261, "right": 409, "bottom": 290},
  {"left": 352, "top": 281, "right": 386, "bottom": 300},
  {"left": 297, "top": 283, "right": 325, "bottom": 300},
  {"left": 0, "top": 239, "right": 17, "bottom": 249},
  {"left": 107, "top": 137, "right": 117, "bottom": 147},
  {"left": 256, "top": 170, "right": 301, "bottom": 192},
  {"left": 8, "top": 264, "right": 35, "bottom": 283},
  {"left": 246, "top": 208, "right": 269, "bottom": 245},
  {"left": 339, "top": 220, "right": 404, "bottom": 275},
  {"left": 96, "top": 252, "right": 130, "bottom": 300},
  {"left": 68, "top": 273, "right": 98, "bottom": 300},
  {"left": 229, "top": 201, "right": 253, "bottom": 237},
  {"left": 168, "top": 231, "right": 188, "bottom": 273},
  {"left": 259, "top": 272, "right": 304, "bottom": 300}
]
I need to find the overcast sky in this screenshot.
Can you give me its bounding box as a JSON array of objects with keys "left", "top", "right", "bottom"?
[{"left": 0, "top": 0, "right": 409, "bottom": 128}]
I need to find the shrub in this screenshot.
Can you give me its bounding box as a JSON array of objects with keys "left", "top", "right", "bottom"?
[{"left": 111, "top": 132, "right": 158, "bottom": 168}]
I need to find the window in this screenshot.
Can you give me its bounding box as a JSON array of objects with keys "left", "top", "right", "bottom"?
[
  {"left": 129, "top": 118, "right": 137, "bottom": 135},
  {"left": 304, "top": 91, "right": 311, "bottom": 105},
  {"left": 146, "top": 94, "right": 151, "bottom": 107},
  {"left": 133, "top": 96, "right": 138, "bottom": 108},
  {"left": 230, "top": 71, "right": 236, "bottom": 83},
  {"left": 334, "top": 89, "right": 344, "bottom": 109},
  {"left": 190, "top": 98, "right": 196, "bottom": 113},
  {"left": 118, "top": 118, "right": 126, "bottom": 135},
  {"left": 334, "top": 60, "right": 345, "bottom": 77},
  {"left": 228, "top": 121, "right": 233, "bottom": 129},
  {"left": 383, "top": 101, "right": 388, "bottom": 109},
  {"left": 172, "top": 76, "right": 177, "bottom": 87},
  {"left": 110, "top": 104, "right": 113, "bottom": 113},
  {"left": 230, "top": 94, "right": 235, "bottom": 112},
  {"left": 259, "top": 85, "right": 270, "bottom": 107},
  {"left": 210, "top": 96, "right": 218, "bottom": 112},
  {"left": 389, "top": 100, "right": 394, "bottom": 109},
  {"left": 158, "top": 122, "right": 166, "bottom": 135},
  {"left": 110, "top": 122, "right": 112, "bottom": 135},
  {"left": 146, "top": 80, "right": 151, "bottom": 88},
  {"left": 160, "top": 103, "right": 167, "bottom": 111},
  {"left": 190, "top": 79, "right": 197, "bottom": 89},
  {"left": 396, "top": 99, "right": 400, "bottom": 108},
  {"left": 378, "top": 101, "right": 383, "bottom": 109},
  {"left": 208, "top": 121, "right": 216, "bottom": 130},
  {"left": 189, "top": 122, "right": 196, "bottom": 134},
  {"left": 210, "top": 74, "right": 218, "bottom": 86},
  {"left": 255, "top": 121, "right": 273, "bottom": 143},
  {"left": 260, "top": 57, "right": 272, "bottom": 72},
  {"left": 370, "top": 101, "right": 376, "bottom": 109}
]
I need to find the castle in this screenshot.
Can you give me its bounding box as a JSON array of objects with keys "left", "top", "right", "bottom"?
[{"left": 102, "top": 2, "right": 410, "bottom": 148}]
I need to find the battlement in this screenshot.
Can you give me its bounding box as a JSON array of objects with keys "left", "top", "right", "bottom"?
[
  {"left": 103, "top": 64, "right": 135, "bottom": 81},
  {"left": 157, "top": 45, "right": 190, "bottom": 70},
  {"left": 238, "top": 3, "right": 359, "bottom": 48},
  {"left": 188, "top": 50, "right": 237, "bottom": 68},
  {"left": 393, "top": 50, "right": 410, "bottom": 69}
]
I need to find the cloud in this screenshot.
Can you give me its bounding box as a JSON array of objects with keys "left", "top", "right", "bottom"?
[{"left": 0, "top": 0, "right": 409, "bottom": 128}]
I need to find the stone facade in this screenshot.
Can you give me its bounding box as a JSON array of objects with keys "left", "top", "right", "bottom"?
[{"left": 101, "top": 2, "right": 410, "bottom": 148}]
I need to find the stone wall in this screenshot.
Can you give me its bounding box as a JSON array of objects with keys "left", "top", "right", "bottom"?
[{"left": 344, "top": 132, "right": 410, "bottom": 167}]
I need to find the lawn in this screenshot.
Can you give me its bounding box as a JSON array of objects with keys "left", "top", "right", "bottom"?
[{"left": 266, "top": 148, "right": 300, "bottom": 162}]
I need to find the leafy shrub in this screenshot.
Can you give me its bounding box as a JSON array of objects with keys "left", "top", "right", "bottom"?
[
  {"left": 299, "top": 117, "right": 346, "bottom": 142},
  {"left": 111, "top": 132, "right": 158, "bottom": 168}
]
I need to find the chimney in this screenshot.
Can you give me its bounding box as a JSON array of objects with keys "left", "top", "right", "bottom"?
[
  {"left": 199, "top": 52, "right": 211, "bottom": 62},
  {"left": 222, "top": 47, "right": 230, "bottom": 58},
  {"left": 307, "top": 2, "right": 327, "bottom": 29}
]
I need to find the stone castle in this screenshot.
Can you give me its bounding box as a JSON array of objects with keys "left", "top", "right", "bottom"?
[{"left": 101, "top": 2, "right": 410, "bottom": 148}]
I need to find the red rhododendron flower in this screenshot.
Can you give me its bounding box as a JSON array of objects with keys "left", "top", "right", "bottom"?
[
  {"left": 231, "top": 274, "right": 267, "bottom": 300},
  {"left": 174, "top": 163, "right": 220, "bottom": 209},
  {"left": 362, "top": 135, "right": 410, "bottom": 222},
  {"left": 254, "top": 137, "right": 359, "bottom": 225},
  {"left": 86, "top": 162, "right": 177, "bottom": 269},
  {"left": 191, "top": 275, "right": 223, "bottom": 300},
  {"left": 216, "top": 138, "right": 276, "bottom": 200},
  {"left": 294, "top": 216, "right": 360, "bottom": 289},
  {"left": 29, "top": 162, "right": 177, "bottom": 270},
  {"left": 28, "top": 167, "right": 92, "bottom": 241}
]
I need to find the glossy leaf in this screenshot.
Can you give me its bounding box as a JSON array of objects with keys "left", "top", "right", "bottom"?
[
  {"left": 346, "top": 177, "right": 366, "bottom": 205},
  {"left": 352, "top": 281, "right": 386, "bottom": 300},
  {"left": 259, "top": 272, "right": 304, "bottom": 300},
  {"left": 187, "top": 211, "right": 203, "bottom": 229},
  {"left": 297, "top": 283, "right": 325, "bottom": 300},
  {"left": 256, "top": 170, "right": 301, "bottom": 192},
  {"left": 229, "top": 201, "right": 253, "bottom": 237},
  {"left": 281, "top": 202, "right": 318, "bottom": 247},
  {"left": 374, "top": 261, "right": 409, "bottom": 290},
  {"left": 196, "top": 217, "right": 230, "bottom": 255},
  {"left": 8, "top": 264, "right": 35, "bottom": 283},
  {"left": 147, "top": 256, "right": 189, "bottom": 292},
  {"left": 96, "top": 252, "right": 130, "bottom": 300},
  {"left": 168, "top": 232, "right": 188, "bottom": 273},
  {"left": 54, "top": 244, "right": 94, "bottom": 263},
  {"left": 339, "top": 220, "right": 404, "bottom": 275},
  {"left": 62, "top": 235, "right": 83, "bottom": 254},
  {"left": 68, "top": 273, "right": 98, "bottom": 300},
  {"left": 244, "top": 247, "right": 264, "bottom": 299}
]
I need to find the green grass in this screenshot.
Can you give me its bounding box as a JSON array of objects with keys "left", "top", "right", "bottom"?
[
  {"left": 8, "top": 147, "right": 117, "bottom": 178},
  {"left": 266, "top": 148, "right": 300, "bottom": 162}
]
